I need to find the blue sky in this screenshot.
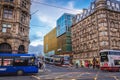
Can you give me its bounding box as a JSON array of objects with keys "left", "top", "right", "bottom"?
[{"left": 29, "top": 0, "right": 93, "bottom": 46}]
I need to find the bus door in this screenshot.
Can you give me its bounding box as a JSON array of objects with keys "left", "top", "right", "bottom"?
[{"left": 100, "top": 52, "right": 109, "bottom": 68}]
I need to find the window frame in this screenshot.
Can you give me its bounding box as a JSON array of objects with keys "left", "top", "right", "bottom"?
[{"left": 3, "top": 8, "right": 13, "bottom": 19}]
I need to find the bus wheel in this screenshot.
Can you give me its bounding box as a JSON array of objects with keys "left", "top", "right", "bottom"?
[{"left": 17, "top": 70, "right": 24, "bottom": 76}]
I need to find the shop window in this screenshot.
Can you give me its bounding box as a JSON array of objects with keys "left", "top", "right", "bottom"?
[{"left": 3, "top": 8, "right": 13, "bottom": 19}]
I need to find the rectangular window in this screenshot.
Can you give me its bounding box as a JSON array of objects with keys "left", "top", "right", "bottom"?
[
  {"left": 2, "top": 28, "right": 7, "bottom": 32},
  {"left": 21, "top": 12, "right": 27, "bottom": 24},
  {"left": 21, "top": 0, "right": 27, "bottom": 8},
  {"left": 114, "top": 60, "right": 120, "bottom": 65},
  {"left": 100, "top": 41, "right": 108, "bottom": 46},
  {"left": 13, "top": 58, "right": 28, "bottom": 66},
  {"left": 100, "top": 31, "right": 108, "bottom": 36},
  {"left": 2, "top": 24, "right": 11, "bottom": 32},
  {"left": 3, "top": 9, "right": 13, "bottom": 19}
]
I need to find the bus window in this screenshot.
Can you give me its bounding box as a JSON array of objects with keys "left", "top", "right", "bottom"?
[
  {"left": 114, "top": 60, "right": 120, "bottom": 65},
  {"left": 13, "top": 58, "right": 28, "bottom": 66},
  {"left": 0, "top": 58, "right": 2, "bottom": 66},
  {"left": 28, "top": 58, "right": 35, "bottom": 65},
  {"left": 100, "top": 56, "right": 108, "bottom": 62},
  {"left": 100, "top": 52, "right": 108, "bottom": 56},
  {"left": 100, "top": 52, "right": 109, "bottom": 62},
  {"left": 3, "top": 58, "right": 13, "bottom": 66}
]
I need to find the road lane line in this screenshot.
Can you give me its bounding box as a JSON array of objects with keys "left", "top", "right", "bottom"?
[
  {"left": 55, "top": 72, "right": 78, "bottom": 79},
  {"left": 113, "top": 76, "right": 119, "bottom": 80},
  {"left": 94, "top": 70, "right": 99, "bottom": 80},
  {"left": 32, "top": 75, "right": 40, "bottom": 80}
]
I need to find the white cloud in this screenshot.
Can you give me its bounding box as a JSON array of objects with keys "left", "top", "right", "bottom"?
[
  {"left": 30, "top": 39, "right": 43, "bottom": 46},
  {"left": 36, "top": 31, "right": 44, "bottom": 37},
  {"left": 32, "top": 1, "right": 82, "bottom": 28}
]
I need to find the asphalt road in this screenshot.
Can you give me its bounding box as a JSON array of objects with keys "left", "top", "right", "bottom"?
[
  {"left": 35, "top": 64, "right": 120, "bottom": 80},
  {"left": 0, "top": 64, "right": 120, "bottom": 80}
]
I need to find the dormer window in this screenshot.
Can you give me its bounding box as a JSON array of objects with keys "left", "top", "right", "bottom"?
[
  {"left": 92, "top": 4, "right": 94, "bottom": 9},
  {"left": 116, "top": 3, "right": 119, "bottom": 9},
  {"left": 107, "top": 1, "right": 110, "bottom": 6},
  {"left": 112, "top": 3, "right": 115, "bottom": 7}
]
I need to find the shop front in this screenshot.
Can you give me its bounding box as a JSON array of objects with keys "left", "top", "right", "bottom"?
[{"left": 79, "top": 58, "right": 99, "bottom": 68}]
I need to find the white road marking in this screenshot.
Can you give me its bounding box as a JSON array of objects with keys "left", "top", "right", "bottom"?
[
  {"left": 32, "top": 75, "right": 40, "bottom": 80},
  {"left": 113, "top": 76, "right": 119, "bottom": 80},
  {"left": 94, "top": 70, "right": 99, "bottom": 80}
]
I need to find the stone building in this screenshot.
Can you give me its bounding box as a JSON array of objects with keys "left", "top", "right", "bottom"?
[
  {"left": 0, "top": 0, "right": 31, "bottom": 53},
  {"left": 71, "top": 0, "right": 120, "bottom": 67}
]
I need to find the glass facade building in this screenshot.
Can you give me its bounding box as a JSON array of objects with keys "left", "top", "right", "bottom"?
[{"left": 56, "top": 13, "right": 75, "bottom": 37}]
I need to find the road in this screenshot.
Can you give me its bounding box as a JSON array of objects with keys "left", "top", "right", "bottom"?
[{"left": 0, "top": 64, "right": 120, "bottom": 80}]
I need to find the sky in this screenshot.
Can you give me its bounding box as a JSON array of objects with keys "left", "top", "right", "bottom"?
[{"left": 29, "top": 0, "right": 93, "bottom": 46}]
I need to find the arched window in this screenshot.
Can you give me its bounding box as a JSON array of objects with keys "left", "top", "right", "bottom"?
[
  {"left": 18, "top": 45, "right": 25, "bottom": 53},
  {"left": 0, "top": 43, "right": 12, "bottom": 53}
]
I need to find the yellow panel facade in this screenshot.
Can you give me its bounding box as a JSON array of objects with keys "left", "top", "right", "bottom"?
[{"left": 44, "top": 27, "right": 58, "bottom": 55}]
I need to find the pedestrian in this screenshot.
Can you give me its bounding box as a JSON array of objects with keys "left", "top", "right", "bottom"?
[
  {"left": 93, "top": 61, "right": 95, "bottom": 69},
  {"left": 92, "top": 57, "right": 96, "bottom": 69},
  {"left": 38, "top": 61, "right": 42, "bottom": 69},
  {"left": 41, "top": 61, "right": 46, "bottom": 71}
]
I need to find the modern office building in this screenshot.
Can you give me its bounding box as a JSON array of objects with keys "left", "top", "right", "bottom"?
[
  {"left": 0, "top": 0, "right": 31, "bottom": 53},
  {"left": 56, "top": 13, "right": 75, "bottom": 55},
  {"left": 71, "top": 0, "right": 120, "bottom": 67},
  {"left": 44, "top": 27, "right": 58, "bottom": 56},
  {"left": 57, "top": 13, "right": 75, "bottom": 37}
]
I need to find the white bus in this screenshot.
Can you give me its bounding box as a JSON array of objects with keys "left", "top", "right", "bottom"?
[
  {"left": 44, "top": 57, "right": 54, "bottom": 64},
  {"left": 53, "top": 55, "right": 70, "bottom": 66},
  {"left": 100, "top": 50, "right": 120, "bottom": 71}
]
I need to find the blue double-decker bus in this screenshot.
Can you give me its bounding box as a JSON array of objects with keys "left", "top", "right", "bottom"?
[{"left": 0, "top": 53, "right": 39, "bottom": 75}]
